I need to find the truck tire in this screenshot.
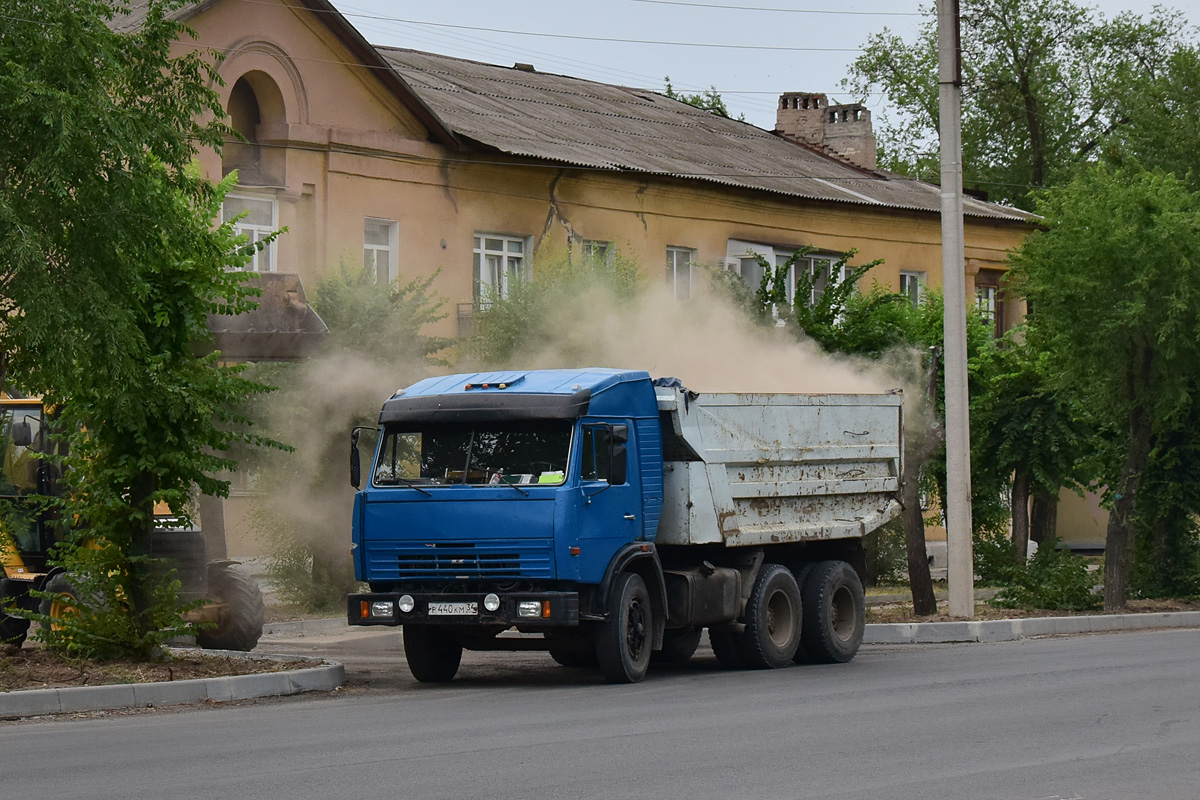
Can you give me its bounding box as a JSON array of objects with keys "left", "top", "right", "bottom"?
[
  {"left": 741, "top": 564, "right": 802, "bottom": 669},
  {"left": 652, "top": 628, "right": 703, "bottom": 665},
  {"left": 403, "top": 625, "right": 463, "bottom": 682},
  {"left": 595, "top": 571, "right": 653, "bottom": 683},
  {"left": 0, "top": 612, "right": 30, "bottom": 646},
  {"left": 795, "top": 560, "right": 865, "bottom": 664},
  {"left": 196, "top": 563, "right": 265, "bottom": 652},
  {"left": 547, "top": 629, "right": 599, "bottom": 668},
  {"left": 708, "top": 626, "right": 747, "bottom": 670}
]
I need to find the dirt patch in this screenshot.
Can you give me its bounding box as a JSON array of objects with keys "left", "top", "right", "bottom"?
[
  {"left": 867, "top": 597, "right": 1200, "bottom": 624},
  {"left": 0, "top": 645, "right": 313, "bottom": 693}
]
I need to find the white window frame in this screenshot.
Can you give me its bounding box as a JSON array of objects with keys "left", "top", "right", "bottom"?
[
  {"left": 581, "top": 239, "right": 614, "bottom": 267},
  {"left": 221, "top": 191, "right": 278, "bottom": 272},
  {"left": 666, "top": 246, "right": 696, "bottom": 300},
  {"left": 900, "top": 270, "right": 926, "bottom": 307},
  {"left": 975, "top": 284, "right": 998, "bottom": 322},
  {"left": 364, "top": 218, "right": 398, "bottom": 286},
  {"left": 474, "top": 233, "right": 529, "bottom": 306},
  {"left": 726, "top": 240, "right": 846, "bottom": 314}
]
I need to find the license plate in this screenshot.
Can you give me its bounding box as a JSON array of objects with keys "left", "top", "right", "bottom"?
[{"left": 428, "top": 601, "right": 478, "bottom": 616}]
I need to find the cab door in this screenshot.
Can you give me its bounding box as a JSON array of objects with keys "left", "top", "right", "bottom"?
[{"left": 572, "top": 421, "right": 641, "bottom": 583}]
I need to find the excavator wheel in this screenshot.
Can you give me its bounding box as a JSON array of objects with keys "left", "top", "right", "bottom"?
[{"left": 195, "top": 562, "right": 265, "bottom": 652}]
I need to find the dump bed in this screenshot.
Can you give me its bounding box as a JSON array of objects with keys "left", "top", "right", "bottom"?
[{"left": 655, "top": 388, "right": 903, "bottom": 547}]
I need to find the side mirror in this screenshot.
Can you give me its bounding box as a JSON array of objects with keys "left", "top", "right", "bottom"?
[
  {"left": 10, "top": 421, "right": 32, "bottom": 448},
  {"left": 609, "top": 424, "right": 628, "bottom": 485},
  {"left": 350, "top": 428, "right": 362, "bottom": 489}
]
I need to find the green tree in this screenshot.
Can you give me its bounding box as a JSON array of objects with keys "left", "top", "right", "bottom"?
[
  {"left": 969, "top": 337, "right": 1091, "bottom": 563},
  {"left": 1011, "top": 164, "right": 1200, "bottom": 610},
  {"left": 1105, "top": 45, "right": 1200, "bottom": 192},
  {"left": 663, "top": 77, "right": 744, "bottom": 121},
  {"left": 845, "top": 0, "right": 1187, "bottom": 207},
  {"left": 0, "top": 0, "right": 274, "bottom": 658}
]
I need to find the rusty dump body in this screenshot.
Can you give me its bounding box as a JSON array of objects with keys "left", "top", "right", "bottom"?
[{"left": 655, "top": 387, "right": 903, "bottom": 548}]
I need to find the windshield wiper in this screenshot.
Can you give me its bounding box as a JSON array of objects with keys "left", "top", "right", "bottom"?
[
  {"left": 498, "top": 480, "right": 528, "bottom": 497},
  {"left": 392, "top": 477, "right": 432, "bottom": 496}
]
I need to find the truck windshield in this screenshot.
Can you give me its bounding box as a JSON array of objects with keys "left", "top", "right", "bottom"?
[{"left": 373, "top": 420, "right": 572, "bottom": 487}]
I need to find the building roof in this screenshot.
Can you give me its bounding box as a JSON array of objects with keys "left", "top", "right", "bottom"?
[
  {"left": 113, "top": 0, "right": 1031, "bottom": 224},
  {"left": 378, "top": 48, "right": 1032, "bottom": 224}
]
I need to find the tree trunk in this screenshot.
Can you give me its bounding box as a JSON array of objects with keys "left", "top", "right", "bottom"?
[
  {"left": 128, "top": 471, "right": 158, "bottom": 636},
  {"left": 1011, "top": 469, "right": 1031, "bottom": 563},
  {"left": 1104, "top": 407, "right": 1152, "bottom": 611},
  {"left": 1030, "top": 490, "right": 1057, "bottom": 545},
  {"left": 901, "top": 453, "right": 937, "bottom": 616}
]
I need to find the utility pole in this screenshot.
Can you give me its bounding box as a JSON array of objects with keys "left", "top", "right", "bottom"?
[{"left": 937, "top": 0, "right": 975, "bottom": 618}]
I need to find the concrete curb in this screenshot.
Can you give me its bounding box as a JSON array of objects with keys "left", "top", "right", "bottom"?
[
  {"left": 0, "top": 649, "right": 345, "bottom": 720},
  {"left": 865, "top": 610, "right": 1200, "bottom": 644}
]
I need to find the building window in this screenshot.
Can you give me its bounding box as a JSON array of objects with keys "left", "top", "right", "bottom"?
[
  {"left": 900, "top": 271, "right": 926, "bottom": 307},
  {"left": 581, "top": 239, "right": 613, "bottom": 267},
  {"left": 222, "top": 193, "right": 277, "bottom": 272},
  {"left": 364, "top": 218, "right": 397, "bottom": 285},
  {"left": 474, "top": 234, "right": 528, "bottom": 305},
  {"left": 727, "top": 240, "right": 845, "bottom": 312},
  {"left": 792, "top": 254, "right": 844, "bottom": 306},
  {"left": 666, "top": 246, "right": 695, "bottom": 300},
  {"left": 976, "top": 284, "right": 997, "bottom": 323}
]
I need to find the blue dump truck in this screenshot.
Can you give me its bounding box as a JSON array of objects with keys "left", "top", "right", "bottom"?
[{"left": 347, "top": 368, "right": 902, "bottom": 683}]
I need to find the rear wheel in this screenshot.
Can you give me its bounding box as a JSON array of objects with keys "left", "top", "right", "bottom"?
[
  {"left": 403, "top": 625, "right": 463, "bottom": 682},
  {"left": 196, "top": 563, "right": 265, "bottom": 652},
  {"left": 796, "top": 560, "right": 865, "bottom": 664},
  {"left": 595, "top": 572, "right": 653, "bottom": 683},
  {"left": 708, "top": 626, "right": 747, "bottom": 670},
  {"left": 741, "top": 564, "right": 802, "bottom": 669}
]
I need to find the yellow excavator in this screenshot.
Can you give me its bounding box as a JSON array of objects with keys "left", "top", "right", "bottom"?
[{"left": 0, "top": 397, "right": 265, "bottom": 649}]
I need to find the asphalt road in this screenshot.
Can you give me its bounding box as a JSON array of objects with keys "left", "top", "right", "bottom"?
[{"left": 4, "top": 628, "right": 1199, "bottom": 800}]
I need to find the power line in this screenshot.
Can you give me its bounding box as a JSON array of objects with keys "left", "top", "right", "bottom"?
[
  {"left": 629, "top": 0, "right": 923, "bottom": 16},
  {"left": 234, "top": 0, "right": 862, "bottom": 53}
]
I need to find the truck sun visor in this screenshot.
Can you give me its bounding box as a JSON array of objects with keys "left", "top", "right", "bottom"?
[{"left": 379, "top": 388, "right": 591, "bottom": 424}]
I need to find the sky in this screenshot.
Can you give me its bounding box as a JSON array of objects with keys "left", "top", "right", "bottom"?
[{"left": 329, "top": 0, "right": 1199, "bottom": 131}]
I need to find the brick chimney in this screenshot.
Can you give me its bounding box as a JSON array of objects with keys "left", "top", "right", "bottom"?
[{"left": 775, "top": 92, "right": 877, "bottom": 171}]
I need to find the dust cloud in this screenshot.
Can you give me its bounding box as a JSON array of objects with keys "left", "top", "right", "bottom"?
[{"left": 459, "top": 281, "right": 896, "bottom": 395}]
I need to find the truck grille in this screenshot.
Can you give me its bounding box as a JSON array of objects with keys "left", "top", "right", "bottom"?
[{"left": 384, "top": 540, "right": 554, "bottom": 579}]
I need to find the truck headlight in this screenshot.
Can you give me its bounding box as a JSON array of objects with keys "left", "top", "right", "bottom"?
[
  {"left": 370, "top": 600, "right": 393, "bottom": 618},
  {"left": 398, "top": 594, "right": 415, "bottom": 613},
  {"left": 483, "top": 593, "right": 501, "bottom": 612},
  {"left": 518, "top": 600, "right": 541, "bottom": 617}
]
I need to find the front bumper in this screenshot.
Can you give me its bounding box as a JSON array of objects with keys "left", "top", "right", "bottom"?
[{"left": 347, "top": 591, "right": 580, "bottom": 627}]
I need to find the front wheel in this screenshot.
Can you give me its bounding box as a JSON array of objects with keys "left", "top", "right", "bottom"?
[
  {"left": 39, "top": 572, "right": 83, "bottom": 633},
  {"left": 404, "top": 625, "right": 463, "bottom": 682},
  {"left": 595, "top": 572, "right": 653, "bottom": 683},
  {"left": 795, "top": 560, "right": 865, "bottom": 664}
]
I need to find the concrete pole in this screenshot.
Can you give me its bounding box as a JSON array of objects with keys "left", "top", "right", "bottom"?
[{"left": 937, "top": 0, "right": 975, "bottom": 618}]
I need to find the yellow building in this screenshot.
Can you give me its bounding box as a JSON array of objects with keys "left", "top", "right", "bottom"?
[{"left": 115, "top": 0, "right": 1036, "bottom": 557}]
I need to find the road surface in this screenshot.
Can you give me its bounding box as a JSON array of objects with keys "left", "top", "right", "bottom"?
[{"left": 4, "top": 628, "right": 1198, "bottom": 799}]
